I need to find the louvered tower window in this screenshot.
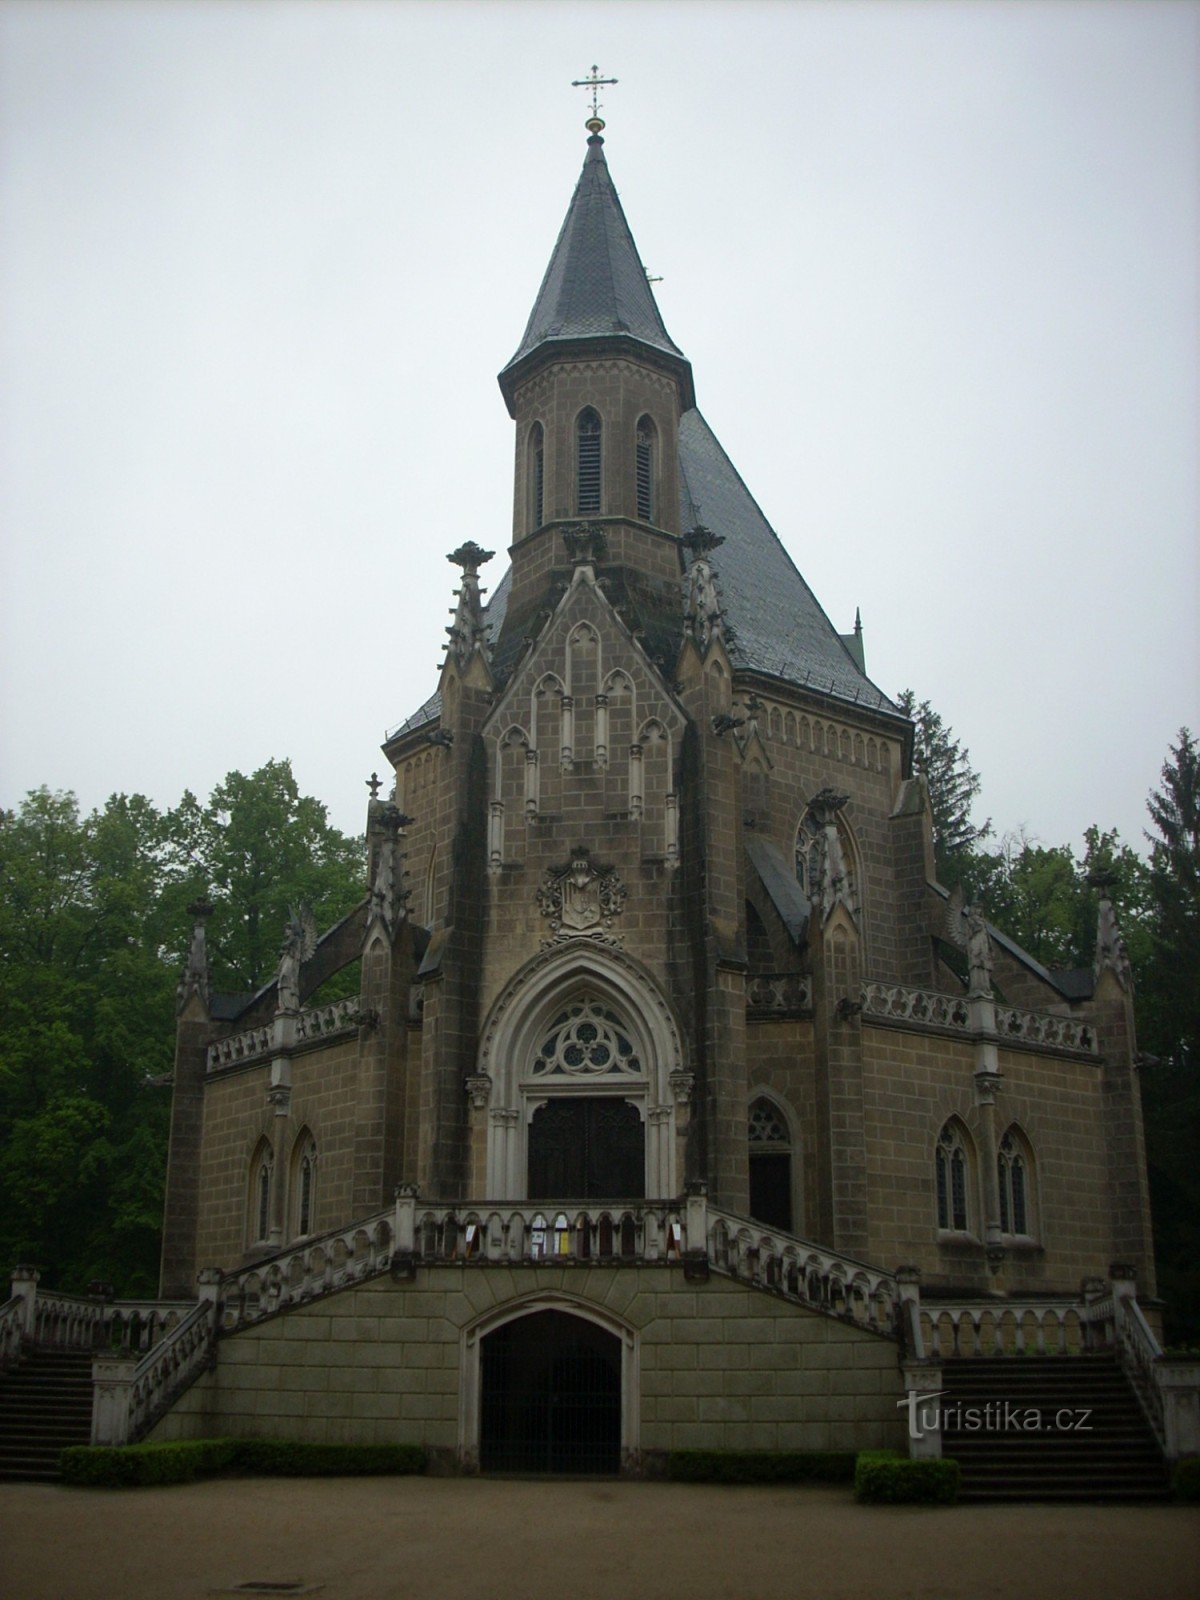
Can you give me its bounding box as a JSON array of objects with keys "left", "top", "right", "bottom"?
[
  {"left": 577, "top": 408, "right": 602, "bottom": 514},
  {"left": 529, "top": 422, "right": 544, "bottom": 531},
  {"left": 635, "top": 416, "right": 655, "bottom": 522}
]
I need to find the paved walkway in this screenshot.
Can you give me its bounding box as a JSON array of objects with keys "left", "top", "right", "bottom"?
[{"left": 2, "top": 1478, "right": 1196, "bottom": 1600}]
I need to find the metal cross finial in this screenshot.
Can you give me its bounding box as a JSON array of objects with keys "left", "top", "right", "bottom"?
[{"left": 572, "top": 64, "right": 618, "bottom": 128}]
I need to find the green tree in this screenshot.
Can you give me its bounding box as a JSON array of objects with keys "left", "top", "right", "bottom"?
[
  {"left": 0, "top": 763, "right": 365, "bottom": 1293},
  {"left": 896, "top": 690, "right": 991, "bottom": 883},
  {"left": 193, "top": 761, "right": 364, "bottom": 993},
  {"left": 1136, "top": 729, "right": 1200, "bottom": 1343}
]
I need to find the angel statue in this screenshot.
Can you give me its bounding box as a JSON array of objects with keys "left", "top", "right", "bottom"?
[
  {"left": 276, "top": 905, "right": 317, "bottom": 1013},
  {"left": 945, "top": 885, "right": 993, "bottom": 998}
]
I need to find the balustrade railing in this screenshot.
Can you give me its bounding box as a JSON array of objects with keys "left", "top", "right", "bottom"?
[
  {"left": 705, "top": 1206, "right": 898, "bottom": 1337},
  {"left": 218, "top": 1210, "right": 395, "bottom": 1334},
  {"left": 919, "top": 1299, "right": 1090, "bottom": 1358},
  {"left": 861, "top": 984, "right": 971, "bottom": 1032},
  {"left": 208, "top": 996, "right": 362, "bottom": 1071},
  {"left": 296, "top": 996, "right": 361, "bottom": 1044},
  {"left": 409, "top": 1200, "right": 686, "bottom": 1268},
  {"left": 992, "top": 1005, "right": 1096, "bottom": 1054},
  {"left": 207, "top": 1023, "right": 273, "bottom": 1071},
  {"left": 126, "top": 1299, "right": 218, "bottom": 1442},
  {"left": 746, "top": 973, "right": 812, "bottom": 1016},
  {"left": 0, "top": 1297, "right": 23, "bottom": 1369},
  {"left": 1116, "top": 1293, "right": 1166, "bottom": 1445},
  {"left": 32, "top": 1293, "right": 191, "bottom": 1354}
]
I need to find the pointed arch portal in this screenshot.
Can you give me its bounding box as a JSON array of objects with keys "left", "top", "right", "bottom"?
[{"left": 480, "top": 1309, "right": 621, "bottom": 1474}]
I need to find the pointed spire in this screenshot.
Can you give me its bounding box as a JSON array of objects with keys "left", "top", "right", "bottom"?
[
  {"left": 499, "top": 133, "right": 694, "bottom": 413},
  {"left": 443, "top": 542, "right": 494, "bottom": 671}
]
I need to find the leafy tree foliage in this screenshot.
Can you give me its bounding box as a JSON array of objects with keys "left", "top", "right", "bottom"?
[
  {"left": 896, "top": 690, "right": 991, "bottom": 881},
  {"left": 0, "top": 764, "right": 363, "bottom": 1294},
  {"left": 1135, "top": 730, "right": 1200, "bottom": 1344}
]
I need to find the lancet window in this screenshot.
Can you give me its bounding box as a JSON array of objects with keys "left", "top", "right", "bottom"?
[
  {"left": 935, "top": 1121, "right": 972, "bottom": 1233},
  {"left": 635, "top": 416, "right": 655, "bottom": 522},
  {"left": 997, "top": 1127, "right": 1033, "bottom": 1237},
  {"left": 577, "top": 408, "right": 602, "bottom": 514}
]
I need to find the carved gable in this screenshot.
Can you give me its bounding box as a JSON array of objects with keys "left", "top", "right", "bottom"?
[{"left": 484, "top": 565, "right": 685, "bottom": 869}]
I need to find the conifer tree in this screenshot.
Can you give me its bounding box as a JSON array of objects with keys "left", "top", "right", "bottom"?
[{"left": 896, "top": 689, "right": 991, "bottom": 881}]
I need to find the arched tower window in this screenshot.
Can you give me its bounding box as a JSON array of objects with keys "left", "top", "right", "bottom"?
[
  {"left": 577, "top": 408, "right": 602, "bottom": 514},
  {"left": 997, "top": 1126, "right": 1034, "bottom": 1237},
  {"left": 635, "top": 416, "right": 656, "bottom": 522},
  {"left": 528, "top": 422, "right": 544, "bottom": 532},
  {"left": 935, "top": 1120, "right": 973, "bottom": 1233},
  {"left": 291, "top": 1130, "right": 318, "bottom": 1239},
  {"left": 248, "top": 1139, "right": 274, "bottom": 1246},
  {"left": 748, "top": 1096, "right": 794, "bottom": 1233}
]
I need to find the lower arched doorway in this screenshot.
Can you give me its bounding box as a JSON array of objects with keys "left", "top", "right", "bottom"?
[{"left": 480, "top": 1310, "right": 621, "bottom": 1474}]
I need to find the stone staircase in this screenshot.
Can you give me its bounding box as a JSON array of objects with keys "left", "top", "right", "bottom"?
[
  {"left": 940, "top": 1353, "right": 1169, "bottom": 1502},
  {"left": 0, "top": 1347, "right": 93, "bottom": 1482}
]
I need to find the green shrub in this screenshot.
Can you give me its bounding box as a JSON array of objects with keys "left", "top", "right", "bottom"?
[
  {"left": 59, "top": 1437, "right": 425, "bottom": 1488},
  {"left": 665, "top": 1449, "right": 857, "bottom": 1485},
  {"left": 854, "top": 1449, "right": 960, "bottom": 1505},
  {"left": 233, "top": 1440, "right": 426, "bottom": 1478},
  {"left": 1172, "top": 1456, "right": 1200, "bottom": 1502},
  {"left": 60, "top": 1438, "right": 238, "bottom": 1488}
]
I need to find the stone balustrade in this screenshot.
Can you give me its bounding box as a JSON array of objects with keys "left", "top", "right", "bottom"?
[
  {"left": 296, "top": 996, "right": 362, "bottom": 1044},
  {"left": 406, "top": 1199, "right": 687, "bottom": 1268},
  {"left": 1114, "top": 1283, "right": 1166, "bottom": 1444},
  {"left": 208, "top": 995, "right": 362, "bottom": 1071},
  {"left": 861, "top": 982, "right": 1097, "bottom": 1055},
  {"left": 861, "top": 983, "right": 971, "bottom": 1032},
  {"left": 218, "top": 1210, "right": 396, "bottom": 1333},
  {"left": 0, "top": 1296, "right": 23, "bottom": 1369},
  {"left": 746, "top": 973, "right": 812, "bottom": 1016},
  {"left": 919, "top": 1298, "right": 1094, "bottom": 1359},
  {"left": 705, "top": 1207, "right": 898, "bottom": 1337},
  {"left": 992, "top": 1004, "right": 1096, "bottom": 1054},
  {"left": 207, "top": 1023, "right": 273, "bottom": 1071}
]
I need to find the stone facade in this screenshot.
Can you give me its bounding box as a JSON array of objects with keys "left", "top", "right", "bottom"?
[{"left": 154, "top": 124, "right": 1157, "bottom": 1468}]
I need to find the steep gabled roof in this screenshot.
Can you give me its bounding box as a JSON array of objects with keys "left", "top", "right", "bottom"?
[
  {"left": 499, "top": 134, "right": 693, "bottom": 408},
  {"left": 678, "top": 409, "right": 897, "bottom": 715}
]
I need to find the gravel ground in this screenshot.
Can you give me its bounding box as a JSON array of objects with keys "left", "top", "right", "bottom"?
[{"left": 2, "top": 1477, "right": 1197, "bottom": 1600}]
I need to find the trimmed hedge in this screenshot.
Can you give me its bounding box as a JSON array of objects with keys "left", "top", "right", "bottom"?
[
  {"left": 60, "top": 1438, "right": 426, "bottom": 1488},
  {"left": 1172, "top": 1456, "right": 1200, "bottom": 1502},
  {"left": 666, "top": 1449, "right": 857, "bottom": 1485},
  {"left": 60, "top": 1439, "right": 239, "bottom": 1488},
  {"left": 854, "top": 1450, "right": 960, "bottom": 1505}
]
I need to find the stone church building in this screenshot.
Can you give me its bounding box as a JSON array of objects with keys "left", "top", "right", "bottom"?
[{"left": 139, "top": 114, "right": 1174, "bottom": 1480}]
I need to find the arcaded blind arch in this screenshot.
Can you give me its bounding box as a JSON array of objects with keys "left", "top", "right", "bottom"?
[
  {"left": 576, "top": 407, "right": 602, "bottom": 514},
  {"left": 635, "top": 415, "right": 656, "bottom": 522}
]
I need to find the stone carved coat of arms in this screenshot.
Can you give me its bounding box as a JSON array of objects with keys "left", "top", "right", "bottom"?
[{"left": 536, "top": 847, "right": 627, "bottom": 943}]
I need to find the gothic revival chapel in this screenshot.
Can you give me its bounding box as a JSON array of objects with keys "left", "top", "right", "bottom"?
[{"left": 145, "top": 112, "right": 1169, "bottom": 1478}]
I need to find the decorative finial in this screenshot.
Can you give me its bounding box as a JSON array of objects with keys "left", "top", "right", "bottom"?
[
  {"left": 572, "top": 64, "right": 617, "bottom": 135},
  {"left": 366, "top": 772, "right": 382, "bottom": 800}
]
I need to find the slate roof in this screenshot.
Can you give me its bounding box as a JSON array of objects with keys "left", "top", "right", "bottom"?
[
  {"left": 678, "top": 409, "right": 896, "bottom": 714},
  {"left": 499, "top": 134, "right": 691, "bottom": 400}
]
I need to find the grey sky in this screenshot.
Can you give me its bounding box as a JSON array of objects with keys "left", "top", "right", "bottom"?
[{"left": 1, "top": 0, "right": 1196, "bottom": 859}]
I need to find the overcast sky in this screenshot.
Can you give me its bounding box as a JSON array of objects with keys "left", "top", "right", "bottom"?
[{"left": 2, "top": 0, "right": 1196, "bottom": 862}]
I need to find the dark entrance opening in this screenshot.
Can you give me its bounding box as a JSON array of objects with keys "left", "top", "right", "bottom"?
[
  {"left": 480, "top": 1310, "right": 622, "bottom": 1474},
  {"left": 527, "top": 1098, "right": 644, "bottom": 1199},
  {"left": 749, "top": 1151, "right": 793, "bottom": 1232}
]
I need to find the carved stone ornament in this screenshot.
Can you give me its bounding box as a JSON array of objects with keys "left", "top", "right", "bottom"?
[
  {"left": 561, "top": 522, "right": 608, "bottom": 567},
  {"left": 465, "top": 1072, "right": 493, "bottom": 1110},
  {"left": 536, "top": 846, "right": 627, "bottom": 944},
  {"left": 1091, "top": 876, "right": 1133, "bottom": 991}
]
